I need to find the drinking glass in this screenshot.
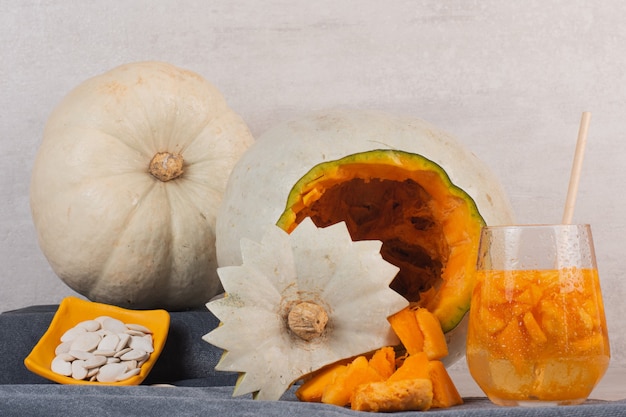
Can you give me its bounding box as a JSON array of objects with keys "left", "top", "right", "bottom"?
[{"left": 466, "top": 224, "right": 610, "bottom": 406}]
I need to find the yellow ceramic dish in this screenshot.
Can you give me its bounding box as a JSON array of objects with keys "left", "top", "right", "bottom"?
[{"left": 24, "top": 296, "right": 170, "bottom": 385}]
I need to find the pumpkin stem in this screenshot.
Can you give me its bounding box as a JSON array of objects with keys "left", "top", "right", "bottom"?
[
  {"left": 149, "top": 152, "right": 184, "bottom": 182},
  {"left": 287, "top": 301, "right": 329, "bottom": 341}
]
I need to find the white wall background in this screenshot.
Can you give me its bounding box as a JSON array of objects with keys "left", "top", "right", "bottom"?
[{"left": 1, "top": 0, "right": 625, "bottom": 369}]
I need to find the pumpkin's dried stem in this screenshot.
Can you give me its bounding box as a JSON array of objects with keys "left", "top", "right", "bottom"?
[
  {"left": 287, "top": 301, "right": 328, "bottom": 341},
  {"left": 149, "top": 152, "right": 184, "bottom": 182}
]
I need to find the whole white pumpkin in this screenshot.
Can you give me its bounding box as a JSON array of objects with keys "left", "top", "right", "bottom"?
[{"left": 30, "top": 61, "right": 254, "bottom": 310}]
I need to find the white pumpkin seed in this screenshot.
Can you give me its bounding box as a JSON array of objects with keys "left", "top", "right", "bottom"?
[
  {"left": 60, "top": 326, "right": 86, "bottom": 343},
  {"left": 102, "top": 317, "right": 127, "bottom": 334},
  {"left": 114, "top": 347, "right": 132, "bottom": 358},
  {"left": 93, "top": 316, "right": 110, "bottom": 324},
  {"left": 54, "top": 341, "right": 72, "bottom": 355},
  {"left": 96, "top": 329, "right": 115, "bottom": 338},
  {"left": 92, "top": 349, "right": 116, "bottom": 357},
  {"left": 68, "top": 350, "right": 94, "bottom": 361},
  {"left": 71, "top": 360, "right": 88, "bottom": 380},
  {"left": 97, "top": 363, "right": 128, "bottom": 382},
  {"left": 122, "top": 360, "right": 137, "bottom": 370},
  {"left": 120, "top": 349, "right": 147, "bottom": 362},
  {"left": 98, "top": 334, "right": 120, "bottom": 351},
  {"left": 130, "top": 335, "right": 154, "bottom": 353},
  {"left": 83, "top": 355, "right": 107, "bottom": 369},
  {"left": 115, "top": 367, "right": 141, "bottom": 381},
  {"left": 115, "top": 333, "right": 131, "bottom": 351},
  {"left": 126, "top": 323, "right": 152, "bottom": 334},
  {"left": 56, "top": 352, "right": 75, "bottom": 362},
  {"left": 69, "top": 332, "right": 101, "bottom": 352},
  {"left": 51, "top": 357, "right": 72, "bottom": 376},
  {"left": 76, "top": 320, "right": 101, "bottom": 332}
]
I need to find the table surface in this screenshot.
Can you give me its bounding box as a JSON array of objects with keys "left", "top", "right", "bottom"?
[{"left": 448, "top": 365, "right": 626, "bottom": 402}]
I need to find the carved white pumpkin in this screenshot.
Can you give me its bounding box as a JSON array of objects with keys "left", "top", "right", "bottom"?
[{"left": 30, "top": 61, "right": 254, "bottom": 310}]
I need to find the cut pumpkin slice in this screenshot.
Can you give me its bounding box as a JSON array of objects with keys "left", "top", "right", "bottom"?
[
  {"left": 321, "top": 356, "right": 385, "bottom": 407},
  {"left": 295, "top": 362, "right": 347, "bottom": 403},
  {"left": 388, "top": 307, "right": 424, "bottom": 355},
  {"left": 415, "top": 307, "right": 449, "bottom": 360},
  {"left": 368, "top": 346, "right": 396, "bottom": 380},
  {"left": 387, "top": 351, "right": 430, "bottom": 382},
  {"left": 427, "top": 360, "right": 464, "bottom": 408}
]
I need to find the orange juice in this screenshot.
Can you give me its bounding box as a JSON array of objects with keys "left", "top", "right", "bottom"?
[{"left": 466, "top": 267, "right": 610, "bottom": 406}]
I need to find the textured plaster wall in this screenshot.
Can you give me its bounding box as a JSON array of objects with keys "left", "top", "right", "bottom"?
[{"left": 1, "top": 1, "right": 625, "bottom": 368}]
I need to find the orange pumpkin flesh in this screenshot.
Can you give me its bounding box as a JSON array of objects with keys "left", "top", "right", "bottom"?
[
  {"left": 295, "top": 308, "right": 463, "bottom": 410},
  {"left": 415, "top": 307, "right": 449, "bottom": 360},
  {"left": 277, "top": 150, "right": 485, "bottom": 332},
  {"left": 367, "top": 346, "right": 396, "bottom": 380},
  {"left": 428, "top": 360, "right": 464, "bottom": 408},
  {"left": 295, "top": 362, "right": 347, "bottom": 403},
  {"left": 321, "top": 356, "right": 385, "bottom": 407},
  {"left": 387, "top": 307, "right": 424, "bottom": 355}
]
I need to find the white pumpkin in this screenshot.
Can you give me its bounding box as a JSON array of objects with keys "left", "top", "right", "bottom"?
[{"left": 30, "top": 61, "right": 254, "bottom": 310}]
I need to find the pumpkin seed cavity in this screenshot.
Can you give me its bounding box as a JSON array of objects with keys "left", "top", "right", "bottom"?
[{"left": 294, "top": 177, "right": 449, "bottom": 303}]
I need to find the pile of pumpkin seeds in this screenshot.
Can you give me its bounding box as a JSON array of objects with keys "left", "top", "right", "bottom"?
[{"left": 50, "top": 316, "right": 154, "bottom": 382}]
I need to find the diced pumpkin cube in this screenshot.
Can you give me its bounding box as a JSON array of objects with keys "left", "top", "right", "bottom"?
[
  {"left": 388, "top": 307, "right": 424, "bottom": 355},
  {"left": 496, "top": 318, "right": 528, "bottom": 373},
  {"left": 368, "top": 346, "right": 396, "bottom": 379},
  {"left": 582, "top": 299, "right": 602, "bottom": 330},
  {"left": 577, "top": 306, "right": 595, "bottom": 333},
  {"left": 321, "top": 356, "right": 384, "bottom": 407},
  {"left": 387, "top": 351, "right": 429, "bottom": 382},
  {"left": 571, "top": 332, "right": 608, "bottom": 355},
  {"left": 478, "top": 305, "right": 507, "bottom": 334},
  {"left": 522, "top": 311, "right": 547, "bottom": 346},
  {"left": 427, "top": 360, "right": 463, "bottom": 408},
  {"left": 415, "top": 308, "right": 448, "bottom": 360},
  {"left": 295, "top": 362, "right": 347, "bottom": 402},
  {"left": 351, "top": 378, "right": 433, "bottom": 412},
  {"left": 538, "top": 298, "right": 565, "bottom": 338}
]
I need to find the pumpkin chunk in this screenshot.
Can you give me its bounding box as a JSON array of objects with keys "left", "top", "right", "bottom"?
[
  {"left": 321, "top": 356, "right": 384, "bottom": 407},
  {"left": 351, "top": 378, "right": 433, "bottom": 412},
  {"left": 388, "top": 307, "right": 424, "bottom": 355},
  {"left": 415, "top": 308, "right": 449, "bottom": 360},
  {"left": 387, "top": 351, "right": 430, "bottom": 383},
  {"left": 427, "top": 360, "right": 464, "bottom": 408},
  {"left": 295, "top": 363, "right": 347, "bottom": 402},
  {"left": 368, "top": 346, "right": 396, "bottom": 380}
]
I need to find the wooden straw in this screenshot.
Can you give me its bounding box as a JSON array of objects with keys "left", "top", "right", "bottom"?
[{"left": 562, "top": 112, "right": 591, "bottom": 224}]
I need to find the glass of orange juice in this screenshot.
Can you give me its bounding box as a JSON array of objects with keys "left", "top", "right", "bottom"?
[{"left": 466, "top": 224, "right": 610, "bottom": 406}]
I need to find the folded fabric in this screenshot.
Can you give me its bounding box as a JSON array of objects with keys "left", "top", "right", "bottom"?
[{"left": 0, "top": 384, "right": 623, "bottom": 417}]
